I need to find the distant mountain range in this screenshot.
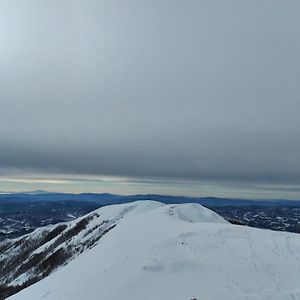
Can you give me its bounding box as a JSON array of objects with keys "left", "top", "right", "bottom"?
[{"left": 1, "top": 191, "right": 300, "bottom": 206}]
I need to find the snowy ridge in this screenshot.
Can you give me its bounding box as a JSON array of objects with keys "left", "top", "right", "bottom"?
[
  {"left": 0, "top": 201, "right": 166, "bottom": 294},
  {"left": 2, "top": 201, "right": 300, "bottom": 300}
]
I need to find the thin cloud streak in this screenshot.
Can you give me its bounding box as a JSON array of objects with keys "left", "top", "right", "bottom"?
[
  {"left": 0, "top": 178, "right": 69, "bottom": 185},
  {"left": 0, "top": 174, "right": 300, "bottom": 200}
]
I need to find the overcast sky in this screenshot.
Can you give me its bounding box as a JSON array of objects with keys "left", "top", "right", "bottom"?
[{"left": 0, "top": 0, "right": 299, "bottom": 198}]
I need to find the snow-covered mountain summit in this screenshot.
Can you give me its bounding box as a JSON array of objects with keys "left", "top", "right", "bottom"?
[{"left": 3, "top": 201, "right": 300, "bottom": 300}]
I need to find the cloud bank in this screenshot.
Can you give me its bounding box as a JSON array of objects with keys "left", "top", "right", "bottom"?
[{"left": 0, "top": 0, "right": 299, "bottom": 196}]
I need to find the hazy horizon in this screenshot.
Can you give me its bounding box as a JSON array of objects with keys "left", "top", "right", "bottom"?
[{"left": 0, "top": 174, "right": 300, "bottom": 200}]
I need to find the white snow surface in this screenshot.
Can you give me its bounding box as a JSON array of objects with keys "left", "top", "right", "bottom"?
[{"left": 8, "top": 201, "right": 300, "bottom": 300}]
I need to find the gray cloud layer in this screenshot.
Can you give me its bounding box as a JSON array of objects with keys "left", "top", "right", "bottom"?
[{"left": 0, "top": 0, "right": 300, "bottom": 185}]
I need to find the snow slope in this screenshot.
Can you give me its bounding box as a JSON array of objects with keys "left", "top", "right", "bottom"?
[{"left": 8, "top": 201, "right": 300, "bottom": 300}]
